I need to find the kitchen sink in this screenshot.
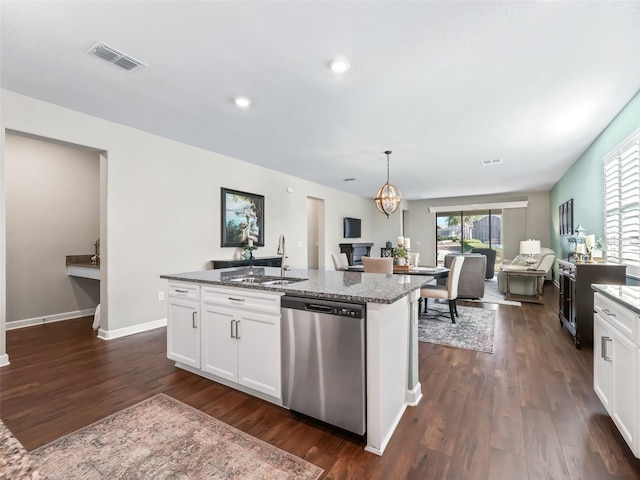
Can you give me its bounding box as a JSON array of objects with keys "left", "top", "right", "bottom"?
[
  {"left": 261, "top": 279, "right": 297, "bottom": 285},
  {"left": 224, "top": 275, "right": 306, "bottom": 285},
  {"left": 227, "top": 276, "right": 262, "bottom": 283}
]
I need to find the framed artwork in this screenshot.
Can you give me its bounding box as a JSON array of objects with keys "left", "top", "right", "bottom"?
[
  {"left": 559, "top": 198, "right": 573, "bottom": 235},
  {"left": 221, "top": 188, "right": 264, "bottom": 247}
]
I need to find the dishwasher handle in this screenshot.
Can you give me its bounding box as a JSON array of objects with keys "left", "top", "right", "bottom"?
[{"left": 305, "top": 303, "right": 334, "bottom": 313}]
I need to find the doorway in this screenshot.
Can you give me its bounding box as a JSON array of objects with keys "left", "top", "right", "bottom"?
[
  {"left": 306, "top": 197, "right": 325, "bottom": 270},
  {"left": 4, "top": 131, "right": 104, "bottom": 332}
]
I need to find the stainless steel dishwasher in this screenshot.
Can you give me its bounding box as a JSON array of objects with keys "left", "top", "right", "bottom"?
[{"left": 281, "top": 296, "right": 366, "bottom": 435}]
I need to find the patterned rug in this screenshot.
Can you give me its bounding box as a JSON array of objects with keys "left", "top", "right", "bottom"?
[
  {"left": 419, "top": 302, "right": 496, "bottom": 353},
  {"left": 30, "top": 394, "right": 323, "bottom": 480}
]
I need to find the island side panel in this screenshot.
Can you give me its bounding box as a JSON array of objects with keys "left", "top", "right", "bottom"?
[{"left": 365, "top": 295, "right": 411, "bottom": 455}]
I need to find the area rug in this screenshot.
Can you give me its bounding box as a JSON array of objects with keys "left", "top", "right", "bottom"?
[
  {"left": 30, "top": 394, "right": 324, "bottom": 480},
  {"left": 465, "top": 277, "right": 521, "bottom": 306},
  {"left": 419, "top": 302, "right": 496, "bottom": 353}
]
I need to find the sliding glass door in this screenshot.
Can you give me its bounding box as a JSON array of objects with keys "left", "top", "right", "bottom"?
[{"left": 436, "top": 210, "right": 503, "bottom": 268}]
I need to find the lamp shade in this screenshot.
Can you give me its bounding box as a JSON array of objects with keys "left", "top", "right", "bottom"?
[{"left": 520, "top": 239, "right": 541, "bottom": 256}]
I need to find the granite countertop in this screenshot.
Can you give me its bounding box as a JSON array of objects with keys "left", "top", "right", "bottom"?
[
  {"left": 0, "top": 420, "right": 44, "bottom": 479},
  {"left": 592, "top": 284, "right": 640, "bottom": 315},
  {"left": 161, "top": 267, "right": 433, "bottom": 304},
  {"left": 65, "top": 254, "right": 99, "bottom": 269}
]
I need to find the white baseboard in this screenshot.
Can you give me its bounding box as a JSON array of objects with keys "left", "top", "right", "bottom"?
[
  {"left": 406, "top": 383, "right": 423, "bottom": 406},
  {"left": 5, "top": 308, "right": 97, "bottom": 330},
  {"left": 97, "top": 318, "right": 167, "bottom": 340},
  {"left": 0, "top": 354, "right": 9, "bottom": 367},
  {"left": 365, "top": 403, "right": 407, "bottom": 456}
]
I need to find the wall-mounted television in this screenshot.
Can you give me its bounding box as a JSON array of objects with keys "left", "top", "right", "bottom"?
[{"left": 343, "top": 217, "right": 362, "bottom": 238}]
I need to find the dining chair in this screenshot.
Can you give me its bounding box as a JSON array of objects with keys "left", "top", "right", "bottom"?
[
  {"left": 331, "top": 253, "right": 350, "bottom": 271},
  {"left": 420, "top": 255, "right": 465, "bottom": 323},
  {"left": 361, "top": 256, "right": 393, "bottom": 274}
]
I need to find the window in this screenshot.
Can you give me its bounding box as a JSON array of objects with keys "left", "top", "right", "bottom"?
[
  {"left": 435, "top": 210, "right": 502, "bottom": 266},
  {"left": 604, "top": 127, "right": 640, "bottom": 278}
]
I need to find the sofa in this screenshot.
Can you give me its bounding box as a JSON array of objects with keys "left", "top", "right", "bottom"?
[
  {"left": 497, "top": 247, "right": 556, "bottom": 296},
  {"left": 438, "top": 253, "right": 486, "bottom": 299}
]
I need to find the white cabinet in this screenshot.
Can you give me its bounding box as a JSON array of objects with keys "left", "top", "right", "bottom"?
[
  {"left": 200, "top": 289, "right": 281, "bottom": 399},
  {"left": 594, "top": 314, "right": 612, "bottom": 411},
  {"left": 593, "top": 292, "right": 640, "bottom": 457},
  {"left": 167, "top": 283, "right": 201, "bottom": 369},
  {"left": 166, "top": 282, "right": 282, "bottom": 401}
]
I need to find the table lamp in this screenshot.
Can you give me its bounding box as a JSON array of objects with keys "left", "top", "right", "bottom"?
[{"left": 520, "top": 239, "right": 541, "bottom": 265}]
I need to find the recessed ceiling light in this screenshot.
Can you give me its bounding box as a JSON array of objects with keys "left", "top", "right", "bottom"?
[
  {"left": 234, "top": 96, "right": 252, "bottom": 108},
  {"left": 343, "top": 177, "right": 357, "bottom": 182},
  {"left": 329, "top": 57, "right": 350, "bottom": 73}
]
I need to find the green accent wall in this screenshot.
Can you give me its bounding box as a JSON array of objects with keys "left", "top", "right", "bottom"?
[{"left": 550, "top": 90, "right": 640, "bottom": 283}]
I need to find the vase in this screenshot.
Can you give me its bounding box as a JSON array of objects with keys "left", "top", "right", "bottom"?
[
  {"left": 242, "top": 250, "right": 251, "bottom": 260},
  {"left": 397, "top": 257, "right": 406, "bottom": 266}
]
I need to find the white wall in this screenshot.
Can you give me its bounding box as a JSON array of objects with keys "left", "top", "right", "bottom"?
[
  {"left": 0, "top": 90, "right": 375, "bottom": 349},
  {"left": 5, "top": 132, "right": 100, "bottom": 323},
  {"left": 405, "top": 192, "right": 551, "bottom": 265}
]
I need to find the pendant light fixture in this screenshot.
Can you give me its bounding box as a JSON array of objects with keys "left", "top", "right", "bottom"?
[{"left": 374, "top": 150, "right": 403, "bottom": 218}]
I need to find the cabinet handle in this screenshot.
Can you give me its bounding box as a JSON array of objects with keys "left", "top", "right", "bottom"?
[
  {"left": 228, "top": 297, "right": 245, "bottom": 302},
  {"left": 602, "top": 309, "right": 617, "bottom": 317},
  {"left": 192, "top": 311, "right": 197, "bottom": 328},
  {"left": 602, "top": 336, "right": 612, "bottom": 362},
  {"left": 175, "top": 289, "right": 189, "bottom": 294},
  {"left": 230, "top": 319, "right": 236, "bottom": 339},
  {"left": 235, "top": 320, "right": 241, "bottom": 340}
]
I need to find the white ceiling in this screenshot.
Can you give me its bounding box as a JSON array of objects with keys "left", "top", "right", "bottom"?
[{"left": 2, "top": 1, "right": 640, "bottom": 201}]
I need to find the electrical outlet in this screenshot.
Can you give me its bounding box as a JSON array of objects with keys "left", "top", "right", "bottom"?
[{"left": 158, "top": 291, "right": 165, "bottom": 301}]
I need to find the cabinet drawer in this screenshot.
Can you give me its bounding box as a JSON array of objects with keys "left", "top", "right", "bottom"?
[
  {"left": 595, "top": 293, "right": 638, "bottom": 343},
  {"left": 168, "top": 282, "right": 200, "bottom": 301},
  {"left": 202, "top": 286, "right": 281, "bottom": 315}
]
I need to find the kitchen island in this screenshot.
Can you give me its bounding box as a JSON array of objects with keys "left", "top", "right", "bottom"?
[{"left": 160, "top": 266, "right": 433, "bottom": 455}]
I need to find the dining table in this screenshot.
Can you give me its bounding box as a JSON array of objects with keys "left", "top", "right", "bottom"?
[{"left": 345, "top": 264, "right": 450, "bottom": 279}]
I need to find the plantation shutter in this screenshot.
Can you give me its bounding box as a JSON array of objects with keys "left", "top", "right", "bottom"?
[{"left": 604, "top": 128, "right": 640, "bottom": 277}]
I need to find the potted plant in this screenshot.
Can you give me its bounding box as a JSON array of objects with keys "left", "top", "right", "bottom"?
[
  {"left": 393, "top": 246, "right": 408, "bottom": 266},
  {"left": 242, "top": 241, "right": 258, "bottom": 260},
  {"left": 593, "top": 238, "right": 605, "bottom": 259}
]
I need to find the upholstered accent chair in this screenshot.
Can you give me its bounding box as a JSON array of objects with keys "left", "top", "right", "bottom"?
[
  {"left": 420, "top": 256, "right": 465, "bottom": 323},
  {"left": 331, "top": 252, "right": 350, "bottom": 271},
  {"left": 438, "top": 253, "right": 486, "bottom": 299},
  {"left": 497, "top": 247, "right": 556, "bottom": 296},
  {"left": 470, "top": 248, "right": 497, "bottom": 279},
  {"left": 362, "top": 256, "right": 393, "bottom": 274}
]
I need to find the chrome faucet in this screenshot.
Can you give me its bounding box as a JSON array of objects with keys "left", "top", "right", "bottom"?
[{"left": 277, "top": 234, "right": 291, "bottom": 277}]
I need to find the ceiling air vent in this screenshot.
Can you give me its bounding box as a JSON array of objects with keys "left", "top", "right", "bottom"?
[
  {"left": 88, "top": 42, "right": 145, "bottom": 71},
  {"left": 481, "top": 158, "right": 503, "bottom": 166}
]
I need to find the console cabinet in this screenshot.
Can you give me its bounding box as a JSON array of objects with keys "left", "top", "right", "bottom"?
[
  {"left": 593, "top": 292, "right": 639, "bottom": 458},
  {"left": 339, "top": 243, "right": 373, "bottom": 266},
  {"left": 211, "top": 256, "right": 282, "bottom": 269},
  {"left": 558, "top": 260, "right": 626, "bottom": 348}
]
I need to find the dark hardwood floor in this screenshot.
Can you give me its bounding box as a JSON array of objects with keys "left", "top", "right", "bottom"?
[{"left": 2, "top": 284, "right": 639, "bottom": 479}]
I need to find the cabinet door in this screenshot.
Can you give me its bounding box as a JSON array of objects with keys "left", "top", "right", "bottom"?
[
  {"left": 611, "top": 328, "right": 638, "bottom": 452},
  {"left": 237, "top": 310, "right": 282, "bottom": 399},
  {"left": 594, "top": 314, "right": 612, "bottom": 412},
  {"left": 167, "top": 298, "right": 200, "bottom": 368},
  {"left": 201, "top": 304, "right": 238, "bottom": 383}
]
